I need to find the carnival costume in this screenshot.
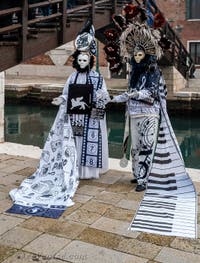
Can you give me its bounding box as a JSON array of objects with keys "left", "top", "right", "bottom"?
[
  {"left": 7, "top": 20, "right": 109, "bottom": 218},
  {"left": 104, "top": 3, "right": 197, "bottom": 238}
]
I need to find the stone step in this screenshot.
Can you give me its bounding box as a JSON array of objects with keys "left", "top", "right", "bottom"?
[{"left": 188, "top": 78, "right": 200, "bottom": 88}]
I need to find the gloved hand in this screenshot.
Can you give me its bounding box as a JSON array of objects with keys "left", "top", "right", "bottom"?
[
  {"left": 51, "top": 97, "right": 64, "bottom": 106},
  {"left": 125, "top": 91, "right": 138, "bottom": 98},
  {"left": 96, "top": 90, "right": 111, "bottom": 106}
]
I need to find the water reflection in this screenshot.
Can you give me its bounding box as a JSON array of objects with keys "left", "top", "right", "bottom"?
[{"left": 4, "top": 104, "right": 200, "bottom": 169}]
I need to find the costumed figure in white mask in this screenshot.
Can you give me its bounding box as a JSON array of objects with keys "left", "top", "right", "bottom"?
[
  {"left": 52, "top": 19, "right": 110, "bottom": 180},
  {"left": 104, "top": 3, "right": 197, "bottom": 238},
  {"left": 107, "top": 6, "right": 164, "bottom": 192},
  {"left": 7, "top": 20, "right": 109, "bottom": 219}
]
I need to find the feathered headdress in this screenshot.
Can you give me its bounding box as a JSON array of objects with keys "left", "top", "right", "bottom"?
[
  {"left": 120, "top": 22, "right": 163, "bottom": 61},
  {"left": 103, "top": 3, "right": 167, "bottom": 73}
]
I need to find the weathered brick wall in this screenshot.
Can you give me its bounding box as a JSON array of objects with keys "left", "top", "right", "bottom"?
[{"left": 156, "top": 0, "right": 200, "bottom": 48}]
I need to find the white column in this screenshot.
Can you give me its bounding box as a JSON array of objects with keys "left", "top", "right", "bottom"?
[{"left": 0, "top": 71, "right": 5, "bottom": 142}]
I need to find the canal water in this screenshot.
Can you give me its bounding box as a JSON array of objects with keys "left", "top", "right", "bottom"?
[{"left": 4, "top": 104, "right": 200, "bottom": 169}]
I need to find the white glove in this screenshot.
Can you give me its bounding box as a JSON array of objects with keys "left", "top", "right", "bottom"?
[
  {"left": 51, "top": 97, "right": 64, "bottom": 106},
  {"left": 125, "top": 91, "right": 138, "bottom": 98},
  {"left": 96, "top": 90, "right": 111, "bottom": 106}
]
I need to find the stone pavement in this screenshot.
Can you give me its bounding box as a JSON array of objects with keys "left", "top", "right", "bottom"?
[{"left": 0, "top": 153, "right": 200, "bottom": 263}]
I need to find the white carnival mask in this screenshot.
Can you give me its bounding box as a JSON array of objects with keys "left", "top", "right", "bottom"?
[
  {"left": 77, "top": 53, "right": 90, "bottom": 69},
  {"left": 134, "top": 50, "right": 145, "bottom": 63}
]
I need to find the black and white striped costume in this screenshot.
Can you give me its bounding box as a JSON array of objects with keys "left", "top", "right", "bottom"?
[{"left": 131, "top": 75, "right": 197, "bottom": 238}]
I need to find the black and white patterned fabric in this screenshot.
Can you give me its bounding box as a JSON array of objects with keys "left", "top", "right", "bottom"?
[
  {"left": 8, "top": 104, "right": 79, "bottom": 218},
  {"left": 61, "top": 70, "right": 109, "bottom": 179},
  {"left": 130, "top": 76, "right": 197, "bottom": 238},
  {"left": 130, "top": 115, "right": 159, "bottom": 185}
]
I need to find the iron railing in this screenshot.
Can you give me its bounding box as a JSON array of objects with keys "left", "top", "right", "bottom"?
[{"left": 135, "top": 0, "right": 195, "bottom": 78}]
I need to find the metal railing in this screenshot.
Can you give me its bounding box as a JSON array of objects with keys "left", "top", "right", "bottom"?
[{"left": 135, "top": 0, "right": 195, "bottom": 78}]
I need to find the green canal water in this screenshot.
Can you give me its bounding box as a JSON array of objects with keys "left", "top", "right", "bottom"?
[{"left": 4, "top": 104, "right": 200, "bottom": 169}]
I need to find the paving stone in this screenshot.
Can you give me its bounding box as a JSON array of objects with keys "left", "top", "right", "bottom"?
[
  {"left": 0, "top": 199, "right": 13, "bottom": 213},
  {"left": 117, "top": 174, "right": 133, "bottom": 184},
  {"left": 0, "top": 171, "right": 7, "bottom": 178},
  {"left": 73, "top": 194, "right": 93, "bottom": 204},
  {"left": 137, "top": 233, "right": 175, "bottom": 247},
  {"left": 79, "top": 180, "right": 109, "bottom": 189},
  {"left": 1, "top": 164, "right": 28, "bottom": 174},
  {"left": 77, "top": 227, "right": 123, "bottom": 250},
  {"left": 0, "top": 173, "right": 25, "bottom": 186},
  {"left": 116, "top": 199, "right": 140, "bottom": 210},
  {"left": 15, "top": 167, "right": 36, "bottom": 177},
  {"left": 0, "top": 245, "right": 17, "bottom": 262},
  {"left": 94, "top": 191, "right": 126, "bottom": 205},
  {"left": 21, "top": 159, "right": 38, "bottom": 169},
  {"left": 59, "top": 202, "right": 82, "bottom": 217},
  {"left": 91, "top": 216, "right": 139, "bottom": 238},
  {"left": 0, "top": 159, "right": 16, "bottom": 169},
  {"left": 194, "top": 182, "right": 200, "bottom": 195},
  {"left": 146, "top": 261, "right": 161, "bottom": 263},
  {"left": 117, "top": 238, "right": 162, "bottom": 260},
  {"left": 81, "top": 200, "right": 112, "bottom": 214},
  {"left": 56, "top": 240, "right": 148, "bottom": 263},
  {"left": 0, "top": 214, "right": 25, "bottom": 235},
  {"left": 21, "top": 217, "right": 87, "bottom": 239},
  {"left": 125, "top": 191, "right": 144, "bottom": 202},
  {"left": 4, "top": 212, "right": 31, "bottom": 220},
  {"left": 106, "top": 182, "right": 134, "bottom": 193},
  {"left": 104, "top": 206, "right": 134, "bottom": 222},
  {"left": 94, "top": 172, "right": 122, "bottom": 184},
  {"left": 0, "top": 191, "right": 8, "bottom": 201},
  {"left": 1, "top": 153, "right": 200, "bottom": 263},
  {"left": 0, "top": 227, "right": 41, "bottom": 249},
  {"left": 23, "top": 233, "right": 71, "bottom": 257},
  {"left": 170, "top": 236, "right": 200, "bottom": 254},
  {"left": 21, "top": 216, "right": 58, "bottom": 232},
  {"left": 1, "top": 251, "right": 67, "bottom": 263},
  {"left": 198, "top": 213, "right": 200, "bottom": 224},
  {"left": 155, "top": 247, "right": 200, "bottom": 263},
  {"left": 76, "top": 185, "right": 105, "bottom": 196},
  {"left": 0, "top": 154, "right": 13, "bottom": 161},
  {"left": 65, "top": 209, "right": 101, "bottom": 225},
  {"left": 0, "top": 183, "right": 18, "bottom": 193}
]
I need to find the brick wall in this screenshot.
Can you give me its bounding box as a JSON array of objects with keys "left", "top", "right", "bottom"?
[{"left": 156, "top": 0, "right": 200, "bottom": 48}]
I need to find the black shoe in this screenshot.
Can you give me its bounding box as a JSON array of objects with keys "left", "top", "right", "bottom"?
[
  {"left": 130, "top": 178, "right": 137, "bottom": 184},
  {"left": 135, "top": 184, "right": 146, "bottom": 192}
]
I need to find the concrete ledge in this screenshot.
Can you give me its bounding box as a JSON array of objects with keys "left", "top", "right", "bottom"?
[{"left": 175, "top": 92, "right": 192, "bottom": 98}]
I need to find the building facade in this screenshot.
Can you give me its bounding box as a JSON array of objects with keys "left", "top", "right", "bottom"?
[{"left": 156, "top": 0, "right": 200, "bottom": 72}]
